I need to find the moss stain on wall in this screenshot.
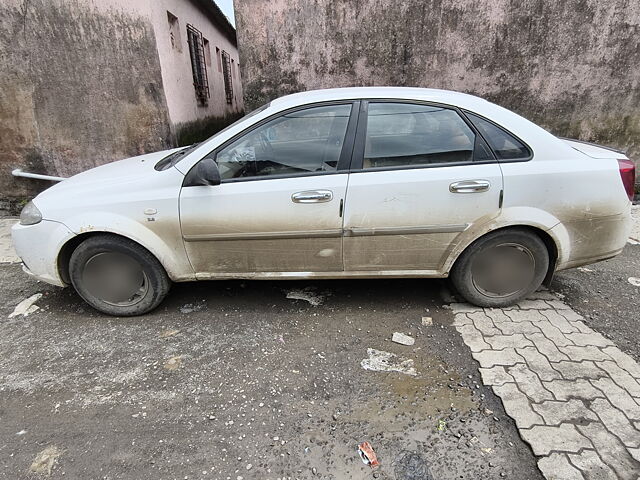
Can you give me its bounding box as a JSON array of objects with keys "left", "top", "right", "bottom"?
[{"left": 0, "top": 0, "right": 173, "bottom": 211}]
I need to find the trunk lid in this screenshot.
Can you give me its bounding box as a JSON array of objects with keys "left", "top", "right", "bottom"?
[{"left": 561, "top": 138, "right": 628, "bottom": 160}]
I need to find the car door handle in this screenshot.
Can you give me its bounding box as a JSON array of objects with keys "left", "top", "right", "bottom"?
[
  {"left": 449, "top": 180, "right": 491, "bottom": 193},
  {"left": 291, "top": 190, "right": 333, "bottom": 203}
]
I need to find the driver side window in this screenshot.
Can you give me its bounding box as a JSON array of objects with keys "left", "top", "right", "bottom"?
[{"left": 215, "top": 104, "right": 352, "bottom": 181}]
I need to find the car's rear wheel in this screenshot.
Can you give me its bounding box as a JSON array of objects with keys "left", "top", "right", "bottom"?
[
  {"left": 450, "top": 228, "right": 549, "bottom": 308},
  {"left": 69, "top": 234, "right": 171, "bottom": 316}
]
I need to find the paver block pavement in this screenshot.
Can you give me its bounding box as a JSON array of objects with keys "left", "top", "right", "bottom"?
[
  {"left": 478, "top": 366, "right": 514, "bottom": 386},
  {"left": 538, "top": 453, "right": 585, "bottom": 480},
  {"left": 589, "top": 398, "right": 640, "bottom": 448},
  {"left": 567, "top": 450, "right": 618, "bottom": 480},
  {"left": 550, "top": 360, "right": 606, "bottom": 381},
  {"left": 520, "top": 424, "right": 592, "bottom": 456},
  {"left": 492, "top": 382, "right": 544, "bottom": 429},
  {"left": 531, "top": 399, "right": 598, "bottom": 426},
  {"left": 517, "top": 346, "right": 563, "bottom": 381},
  {"left": 507, "top": 363, "right": 555, "bottom": 402},
  {"left": 452, "top": 296, "right": 640, "bottom": 479},
  {"left": 472, "top": 348, "right": 525, "bottom": 368},
  {"left": 543, "top": 379, "right": 605, "bottom": 401},
  {"left": 576, "top": 423, "right": 640, "bottom": 479}
]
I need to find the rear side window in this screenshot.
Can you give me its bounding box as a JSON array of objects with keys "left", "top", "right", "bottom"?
[
  {"left": 465, "top": 112, "right": 531, "bottom": 160},
  {"left": 363, "top": 103, "right": 492, "bottom": 169}
]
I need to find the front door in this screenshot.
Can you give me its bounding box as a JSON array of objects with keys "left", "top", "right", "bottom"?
[
  {"left": 343, "top": 101, "right": 504, "bottom": 272},
  {"left": 179, "top": 102, "right": 357, "bottom": 276}
]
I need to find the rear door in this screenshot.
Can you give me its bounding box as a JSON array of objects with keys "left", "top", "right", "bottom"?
[
  {"left": 343, "top": 101, "right": 504, "bottom": 272},
  {"left": 179, "top": 102, "right": 358, "bottom": 275}
]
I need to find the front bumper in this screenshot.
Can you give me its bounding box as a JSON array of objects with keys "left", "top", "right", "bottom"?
[{"left": 11, "top": 220, "right": 76, "bottom": 287}]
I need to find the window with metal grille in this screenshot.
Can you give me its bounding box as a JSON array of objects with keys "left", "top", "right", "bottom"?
[
  {"left": 221, "top": 50, "right": 233, "bottom": 104},
  {"left": 186, "top": 24, "right": 209, "bottom": 106}
]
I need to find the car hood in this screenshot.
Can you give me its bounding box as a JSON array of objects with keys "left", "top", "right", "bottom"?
[
  {"left": 33, "top": 148, "right": 186, "bottom": 215},
  {"left": 61, "top": 148, "right": 183, "bottom": 186}
]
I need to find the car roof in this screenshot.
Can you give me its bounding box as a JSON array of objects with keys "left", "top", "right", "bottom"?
[{"left": 270, "top": 86, "right": 490, "bottom": 111}]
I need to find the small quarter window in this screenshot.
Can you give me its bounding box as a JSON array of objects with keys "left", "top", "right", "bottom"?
[
  {"left": 363, "top": 103, "right": 488, "bottom": 168},
  {"left": 465, "top": 112, "right": 531, "bottom": 160}
]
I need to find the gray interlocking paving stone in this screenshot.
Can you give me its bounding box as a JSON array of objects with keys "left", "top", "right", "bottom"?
[
  {"left": 541, "top": 310, "right": 580, "bottom": 334},
  {"left": 517, "top": 346, "right": 563, "bottom": 381},
  {"left": 559, "top": 309, "right": 586, "bottom": 322},
  {"left": 456, "top": 324, "right": 491, "bottom": 352},
  {"left": 483, "top": 307, "right": 513, "bottom": 323},
  {"left": 597, "top": 361, "right": 640, "bottom": 397},
  {"left": 520, "top": 424, "right": 592, "bottom": 456},
  {"left": 452, "top": 301, "right": 640, "bottom": 479},
  {"left": 527, "top": 332, "right": 571, "bottom": 362},
  {"left": 485, "top": 333, "right": 534, "bottom": 350},
  {"left": 449, "top": 303, "right": 482, "bottom": 313},
  {"left": 591, "top": 378, "right": 640, "bottom": 420},
  {"left": 478, "top": 366, "right": 515, "bottom": 386},
  {"left": 576, "top": 423, "right": 640, "bottom": 479},
  {"left": 543, "top": 379, "right": 606, "bottom": 401},
  {"left": 507, "top": 364, "right": 555, "bottom": 402},
  {"left": 563, "top": 332, "right": 615, "bottom": 348},
  {"left": 569, "top": 321, "right": 595, "bottom": 334},
  {"left": 589, "top": 398, "right": 640, "bottom": 448},
  {"left": 538, "top": 453, "right": 586, "bottom": 480},
  {"left": 471, "top": 348, "right": 525, "bottom": 368},
  {"left": 452, "top": 313, "right": 472, "bottom": 327},
  {"left": 545, "top": 299, "right": 572, "bottom": 310},
  {"left": 550, "top": 360, "right": 607, "bottom": 381},
  {"left": 601, "top": 347, "right": 640, "bottom": 379},
  {"left": 517, "top": 299, "right": 554, "bottom": 310},
  {"left": 567, "top": 450, "right": 618, "bottom": 480},
  {"left": 558, "top": 346, "right": 612, "bottom": 362},
  {"left": 538, "top": 320, "right": 576, "bottom": 347},
  {"left": 467, "top": 311, "right": 502, "bottom": 336},
  {"left": 492, "top": 383, "right": 544, "bottom": 429},
  {"left": 531, "top": 399, "right": 598, "bottom": 426},
  {"left": 506, "top": 309, "right": 549, "bottom": 323},
  {"left": 496, "top": 319, "right": 542, "bottom": 335}
]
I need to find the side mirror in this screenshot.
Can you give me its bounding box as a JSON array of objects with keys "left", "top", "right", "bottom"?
[{"left": 183, "top": 158, "right": 221, "bottom": 187}]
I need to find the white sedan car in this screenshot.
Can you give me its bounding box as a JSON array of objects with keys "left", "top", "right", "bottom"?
[{"left": 12, "top": 87, "right": 635, "bottom": 316}]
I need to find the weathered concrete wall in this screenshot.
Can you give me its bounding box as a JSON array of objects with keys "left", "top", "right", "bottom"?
[
  {"left": 0, "top": 0, "right": 172, "bottom": 212},
  {"left": 236, "top": 0, "right": 640, "bottom": 165}
]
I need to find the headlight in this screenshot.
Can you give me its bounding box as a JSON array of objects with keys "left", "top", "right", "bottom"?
[{"left": 19, "top": 201, "right": 42, "bottom": 225}]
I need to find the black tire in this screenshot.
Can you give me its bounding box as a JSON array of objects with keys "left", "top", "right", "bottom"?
[
  {"left": 69, "top": 234, "right": 171, "bottom": 316},
  {"left": 450, "top": 228, "right": 549, "bottom": 308}
]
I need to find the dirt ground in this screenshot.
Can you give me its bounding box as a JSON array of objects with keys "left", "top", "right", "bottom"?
[{"left": 0, "top": 263, "right": 542, "bottom": 479}]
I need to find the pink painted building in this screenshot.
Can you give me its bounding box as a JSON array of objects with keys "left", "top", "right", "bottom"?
[
  {"left": 150, "top": 0, "right": 244, "bottom": 126},
  {"left": 0, "top": 0, "right": 243, "bottom": 212}
]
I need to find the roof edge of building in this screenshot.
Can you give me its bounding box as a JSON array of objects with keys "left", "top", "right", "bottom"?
[{"left": 191, "top": 0, "right": 237, "bottom": 46}]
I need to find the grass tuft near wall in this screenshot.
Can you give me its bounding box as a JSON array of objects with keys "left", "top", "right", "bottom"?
[{"left": 175, "top": 112, "right": 245, "bottom": 147}]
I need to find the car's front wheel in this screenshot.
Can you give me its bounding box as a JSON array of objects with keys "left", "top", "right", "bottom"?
[
  {"left": 450, "top": 228, "right": 549, "bottom": 308},
  {"left": 69, "top": 234, "right": 171, "bottom": 316}
]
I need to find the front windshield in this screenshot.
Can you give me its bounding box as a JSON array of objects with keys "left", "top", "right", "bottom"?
[{"left": 154, "top": 102, "right": 272, "bottom": 171}]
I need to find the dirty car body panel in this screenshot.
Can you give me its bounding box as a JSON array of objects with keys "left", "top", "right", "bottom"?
[{"left": 12, "top": 87, "right": 634, "bottom": 314}]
